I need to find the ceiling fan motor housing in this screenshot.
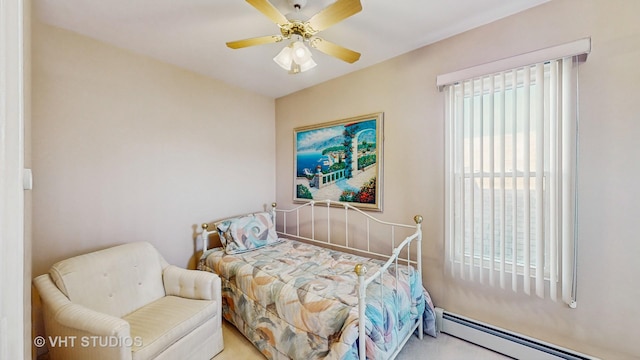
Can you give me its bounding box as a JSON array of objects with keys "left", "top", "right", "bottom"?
[
  {"left": 280, "top": 20, "right": 316, "bottom": 40},
  {"left": 287, "top": 0, "right": 308, "bottom": 11}
]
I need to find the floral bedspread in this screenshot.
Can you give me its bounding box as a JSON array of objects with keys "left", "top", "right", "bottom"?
[{"left": 200, "top": 239, "right": 436, "bottom": 360}]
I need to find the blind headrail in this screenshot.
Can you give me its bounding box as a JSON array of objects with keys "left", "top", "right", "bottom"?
[{"left": 436, "top": 37, "right": 590, "bottom": 91}]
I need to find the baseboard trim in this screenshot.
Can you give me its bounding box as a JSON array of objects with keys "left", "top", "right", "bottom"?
[{"left": 435, "top": 308, "right": 598, "bottom": 360}]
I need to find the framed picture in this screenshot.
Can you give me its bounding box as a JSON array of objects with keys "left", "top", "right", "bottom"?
[{"left": 294, "top": 112, "right": 383, "bottom": 211}]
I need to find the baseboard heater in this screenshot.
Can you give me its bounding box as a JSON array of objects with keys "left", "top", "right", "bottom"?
[{"left": 435, "top": 308, "right": 599, "bottom": 360}]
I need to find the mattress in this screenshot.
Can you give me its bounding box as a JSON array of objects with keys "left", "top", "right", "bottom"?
[{"left": 200, "top": 239, "right": 436, "bottom": 360}]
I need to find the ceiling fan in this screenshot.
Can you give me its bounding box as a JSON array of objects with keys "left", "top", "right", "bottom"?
[{"left": 226, "top": 0, "right": 362, "bottom": 73}]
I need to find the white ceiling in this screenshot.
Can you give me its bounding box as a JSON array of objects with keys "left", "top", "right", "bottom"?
[{"left": 34, "top": 0, "right": 549, "bottom": 98}]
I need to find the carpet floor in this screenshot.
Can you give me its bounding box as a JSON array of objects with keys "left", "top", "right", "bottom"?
[{"left": 213, "top": 320, "right": 512, "bottom": 360}]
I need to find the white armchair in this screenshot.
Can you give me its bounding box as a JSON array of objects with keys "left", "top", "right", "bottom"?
[{"left": 33, "top": 242, "right": 224, "bottom": 360}]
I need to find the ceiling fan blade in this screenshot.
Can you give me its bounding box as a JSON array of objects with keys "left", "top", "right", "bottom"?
[
  {"left": 307, "top": 0, "right": 362, "bottom": 32},
  {"left": 226, "top": 35, "right": 283, "bottom": 49},
  {"left": 310, "top": 37, "right": 360, "bottom": 63},
  {"left": 246, "top": 0, "right": 289, "bottom": 25}
]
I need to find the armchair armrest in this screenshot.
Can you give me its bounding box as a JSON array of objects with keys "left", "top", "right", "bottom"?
[
  {"left": 34, "top": 274, "right": 130, "bottom": 336},
  {"left": 55, "top": 303, "right": 130, "bottom": 336},
  {"left": 33, "top": 274, "right": 132, "bottom": 360},
  {"left": 162, "top": 265, "right": 221, "bottom": 301}
]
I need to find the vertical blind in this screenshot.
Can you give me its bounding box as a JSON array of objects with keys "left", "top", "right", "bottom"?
[{"left": 443, "top": 54, "right": 583, "bottom": 307}]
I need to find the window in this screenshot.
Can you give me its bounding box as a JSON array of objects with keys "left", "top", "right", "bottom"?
[{"left": 440, "top": 40, "right": 589, "bottom": 307}]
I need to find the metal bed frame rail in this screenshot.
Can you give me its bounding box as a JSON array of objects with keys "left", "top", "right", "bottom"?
[{"left": 272, "top": 200, "right": 424, "bottom": 360}]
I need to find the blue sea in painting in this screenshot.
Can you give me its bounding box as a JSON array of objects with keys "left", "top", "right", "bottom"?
[{"left": 297, "top": 152, "right": 328, "bottom": 177}]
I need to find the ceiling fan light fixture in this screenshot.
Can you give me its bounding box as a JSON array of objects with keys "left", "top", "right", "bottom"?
[
  {"left": 291, "top": 40, "right": 312, "bottom": 64},
  {"left": 298, "top": 57, "right": 317, "bottom": 72},
  {"left": 274, "top": 41, "right": 316, "bottom": 74},
  {"left": 289, "top": 62, "right": 301, "bottom": 74},
  {"left": 273, "top": 45, "right": 293, "bottom": 70}
]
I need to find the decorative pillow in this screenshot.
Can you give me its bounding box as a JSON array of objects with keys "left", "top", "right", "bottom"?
[
  {"left": 216, "top": 212, "right": 280, "bottom": 254},
  {"left": 215, "top": 220, "right": 232, "bottom": 249}
]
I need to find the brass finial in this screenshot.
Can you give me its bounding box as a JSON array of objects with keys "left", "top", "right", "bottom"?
[
  {"left": 354, "top": 263, "right": 367, "bottom": 276},
  {"left": 202, "top": 223, "right": 209, "bottom": 230},
  {"left": 414, "top": 215, "right": 423, "bottom": 224},
  {"left": 271, "top": 202, "right": 277, "bottom": 208}
]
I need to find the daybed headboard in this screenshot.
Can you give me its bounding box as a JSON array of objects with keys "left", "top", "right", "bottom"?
[{"left": 200, "top": 199, "right": 423, "bottom": 267}]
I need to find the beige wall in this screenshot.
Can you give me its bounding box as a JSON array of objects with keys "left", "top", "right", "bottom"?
[
  {"left": 31, "top": 20, "right": 276, "bottom": 277},
  {"left": 275, "top": 0, "right": 640, "bottom": 358}
]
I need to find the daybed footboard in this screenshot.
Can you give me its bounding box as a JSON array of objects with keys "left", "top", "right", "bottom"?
[
  {"left": 199, "top": 200, "right": 436, "bottom": 360},
  {"left": 272, "top": 200, "right": 430, "bottom": 360}
]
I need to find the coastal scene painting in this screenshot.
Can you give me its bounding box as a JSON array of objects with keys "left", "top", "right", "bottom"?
[{"left": 294, "top": 113, "right": 383, "bottom": 211}]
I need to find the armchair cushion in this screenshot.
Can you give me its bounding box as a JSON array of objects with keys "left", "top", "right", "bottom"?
[{"left": 124, "top": 296, "right": 216, "bottom": 360}]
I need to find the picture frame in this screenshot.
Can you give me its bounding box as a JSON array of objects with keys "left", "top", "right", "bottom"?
[{"left": 293, "top": 112, "right": 383, "bottom": 211}]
